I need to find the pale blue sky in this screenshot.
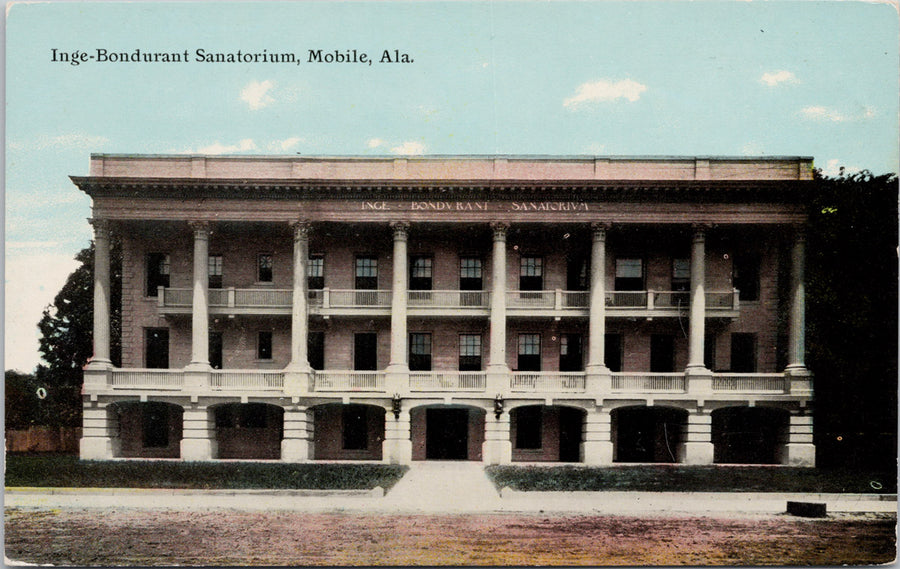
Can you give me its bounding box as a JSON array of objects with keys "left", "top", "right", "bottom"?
[{"left": 5, "top": 1, "right": 899, "bottom": 372}]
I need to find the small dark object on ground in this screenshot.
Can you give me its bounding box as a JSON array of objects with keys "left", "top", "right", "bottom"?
[{"left": 787, "top": 501, "right": 827, "bottom": 517}]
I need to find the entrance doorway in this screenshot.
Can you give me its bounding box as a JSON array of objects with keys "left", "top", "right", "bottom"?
[{"left": 426, "top": 408, "right": 469, "bottom": 460}]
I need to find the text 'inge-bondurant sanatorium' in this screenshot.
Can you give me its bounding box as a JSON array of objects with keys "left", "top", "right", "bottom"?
[{"left": 50, "top": 48, "right": 414, "bottom": 66}]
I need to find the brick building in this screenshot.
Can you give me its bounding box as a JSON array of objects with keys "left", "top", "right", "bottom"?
[{"left": 73, "top": 154, "right": 815, "bottom": 466}]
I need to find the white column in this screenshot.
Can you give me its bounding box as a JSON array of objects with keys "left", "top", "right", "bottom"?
[
  {"left": 86, "top": 219, "right": 112, "bottom": 369},
  {"left": 782, "top": 412, "right": 815, "bottom": 466},
  {"left": 687, "top": 226, "right": 707, "bottom": 370},
  {"left": 786, "top": 229, "right": 808, "bottom": 371},
  {"left": 680, "top": 409, "right": 714, "bottom": 464},
  {"left": 582, "top": 407, "right": 613, "bottom": 465},
  {"left": 388, "top": 221, "right": 410, "bottom": 373},
  {"left": 488, "top": 222, "right": 509, "bottom": 373},
  {"left": 79, "top": 403, "right": 118, "bottom": 459},
  {"left": 281, "top": 407, "right": 313, "bottom": 461},
  {"left": 586, "top": 224, "right": 610, "bottom": 383},
  {"left": 186, "top": 222, "right": 210, "bottom": 371},
  {"left": 287, "top": 221, "right": 312, "bottom": 372},
  {"left": 482, "top": 405, "right": 512, "bottom": 464},
  {"left": 181, "top": 406, "right": 216, "bottom": 460}
]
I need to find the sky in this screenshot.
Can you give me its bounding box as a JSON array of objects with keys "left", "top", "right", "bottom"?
[{"left": 4, "top": 1, "right": 899, "bottom": 373}]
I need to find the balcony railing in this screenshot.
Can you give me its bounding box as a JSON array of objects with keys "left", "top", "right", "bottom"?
[
  {"left": 109, "top": 369, "right": 185, "bottom": 389},
  {"left": 510, "top": 372, "right": 587, "bottom": 392},
  {"left": 611, "top": 372, "right": 687, "bottom": 392},
  {"left": 210, "top": 370, "right": 284, "bottom": 390},
  {"left": 325, "top": 289, "right": 392, "bottom": 308},
  {"left": 409, "top": 371, "right": 487, "bottom": 391},
  {"left": 506, "top": 290, "right": 590, "bottom": 310},
  {"left": 311, "top": 370, "right": 385, "bottom": 392},
  {"left": 407, "top": 290, "right": 490, "bottom": 309},
  {"left": 712, "top": 373, "right": 787, "bottom": 393}
]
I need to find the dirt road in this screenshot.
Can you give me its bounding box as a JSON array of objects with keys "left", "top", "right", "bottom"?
[{"left": 5, "top": 508, "right": 896, "bottom": 566}]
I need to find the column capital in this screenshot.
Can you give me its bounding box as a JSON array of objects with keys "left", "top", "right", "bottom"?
[
  {"left": 793, "top": 225, "right": 807, "bottom": 243},
  {"left": 290, "top": 219, "right": 312, "bottom": 240},
  {"left": 88, "top": 218, "right": 111, "bottom": 235},
  {"left": 691, "top": 223, "right": 710, "bottom": 241},
  {"left": 490, "top": 221, "right": 509, "bottom": 240},
  {"left": 590, "top": 222, "right": 611, "bottom": 238},
  {"left": 188, "top": 220, "right": 210, "bottom": 236},
  {"left": 390, "top": 220, "right": 410, "bottom": 240}
]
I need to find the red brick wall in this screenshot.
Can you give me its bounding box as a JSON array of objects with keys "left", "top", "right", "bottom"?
[{"left": 312, "top": 403, "right": 385, "bottom": 460}]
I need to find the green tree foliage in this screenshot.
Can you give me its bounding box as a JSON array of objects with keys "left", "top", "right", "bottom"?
[{"left": 807, "top": 168, "right": 898, "bottom": 468}]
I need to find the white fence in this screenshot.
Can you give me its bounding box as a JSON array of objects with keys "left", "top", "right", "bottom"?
[
  {"left": 408, "top": 371, "right": 486, "bottom": 391},
  {"left": 712, "top": 373, "right": 786, "bottom": 392},
  {"left": 611, "top": 372, "right": 686, "bottom": 392},
  {"left": 510, "top": 372, "right": 586, "bottom": 392},
  {"left": 312, "top": 371, "right": 385, "bottom": 391},
  {"left": 407, "top": 290, "right": 489, "bottom": 308},
  {"left": 327, "top": 289, "right": 392, "bottom": 308},
  {"left": 210, "top": 370, "right": 284, "bottom": 390},
  {"left": 110, "top": 369, "right": 185, "bottom": 389}
]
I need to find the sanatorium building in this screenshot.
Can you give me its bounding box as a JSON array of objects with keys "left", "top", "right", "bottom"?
[{"left": 74, "top": 154, "right": 815, "bottom": 466}]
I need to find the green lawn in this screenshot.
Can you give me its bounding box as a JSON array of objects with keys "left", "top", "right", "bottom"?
[
  {"left": 5, "top": 455, "right": 407, "bottom": 490},
  {"left": 486, "top": 464, "right": 898, "bottom": 493}
]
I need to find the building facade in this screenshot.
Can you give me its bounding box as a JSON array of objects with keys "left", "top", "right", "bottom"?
[{"left": 74, "top": 154, "right": 815, "bottom": 466}]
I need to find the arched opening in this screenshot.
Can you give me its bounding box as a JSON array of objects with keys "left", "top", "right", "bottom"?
[
  {"left": 613, "top": 406, "right": 686, "bottom": 463},
  {"left": 510, "top": 405, "right": 585, "bottom": 462},
  {"left": 410, "top": 405, "right": 485, "bottom": 461},
  {"left": 113, "top": 401, "right": 183, "bottom": 458},
  {"left": 311, "top": 403, "right": 385, "bottom": 460},
  {"left": 712, "top": 406, "right": 788, "bottom": 464},
  {"left": 213, "top": 403, "right": 284, "bottom": 459}
]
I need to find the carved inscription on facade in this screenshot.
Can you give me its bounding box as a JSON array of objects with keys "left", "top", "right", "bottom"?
[{"left": 360, "top": 201, "right": 590, "bottom": 212}]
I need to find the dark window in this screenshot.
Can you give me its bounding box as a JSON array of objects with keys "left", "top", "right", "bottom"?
[
  {"left": 307, "top": 254, "right": 324, "bottom": 290},
  {"left": 142, "top": 403, "right": 169, "bottom": 448},
  {"left": 672, "top": 258, "right": 690, "bottom": 291},
  {"left": 308, "top": 331, "right": 324, "bottom": 370},
  {"left": 209, "top": 331, "right": 223, "bottom": 370},
  {"left": 208, "top": 255, "right": 223, "bottom": 289},
  {"left": 145, "top": 328, "right": 169, "bottom": 369},
  {"left": 409, "top": 256, "right": 433, "bottom": 291},
  {"left": 567, "top": 255, "right": 589, "bottom": 291},
  {"left": 519, "top": 256, "right": 543, "bottom": 291},
  {"left": 354, "top": 333, "right": 377, "bottom": 371},
  {"left": 242, "top": 403, "right": 267, "bottom": 428},
  {"left": 605, "top": 334, "right": 623, "bottom": 372},
  {"left": 733, "top": 253, "right": 760, "bottom": 301},
  {"left": 731, "top": 333, "right": 757, "bottom": 372},
  {"left": 342, "top": 405, "right": 369, "bottom": 450},
  {"left": 615, "top": 258, "right": 643, "bottom": 291},
  {"left": 258, "top": 254, "right": 273, "bottom": 283},
  {"left": 409, "top": 333, "right": 432, "bottom": 371},
  {"left": 459, "top": 334, "right": 482, "bottom": 371},
  {"left": 704, "top": 334, "right": 716, "bottom": 370},
  {"left": 355, "top": 256, "right": 377, "bottom": 290},
  {"left": 650, "top": 334, "right": 675, "bottom": 372},
  {"left": 146, "top": 253, "right": 170, "bottom": 297},
  {"left": 459, "top": 257, "right": 483, "bottom": 290},
  {"left": 258, "top": 331, "right": 273, "bottom": 360},
  {"left": 517, "top": 334, "right": 542, "bottom": 372},
  {"left": 559, "top": 334, "right": 584, "bottom": 372},
  {"left": 515, "top": 406, "right": 543, "bottom": 449}
]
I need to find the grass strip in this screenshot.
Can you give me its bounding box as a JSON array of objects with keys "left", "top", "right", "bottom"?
[
  {"left": 6, "top": 455, "right": 407, "bottom": 490},
  {"left": 486, "top": 464, "right": 897, "bottom": 493}
]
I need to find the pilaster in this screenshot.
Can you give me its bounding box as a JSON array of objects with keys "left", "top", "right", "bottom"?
[
  {"left": 482, "top": 405, "right": 512, "bottom": 465},
  {"left": 680, "top": 409, "right": 714, "bottom": 465},
  {"left": 281, "top": 407, "right": 313, "bottom": 462},
  {"left": 781, "top": 412, "right": 815, "bottom": 466},
  {"left": 581, "top": 407, "right": 614, "bottom": 464},
  {"left": 383, "top": 402, "right": 412, "bottom": 464},
  {"left": 79, "top": 403, "right": 119, "bottom": 459},
  {"left": 180, "top": 406, "right": 216, "bottom": 460}
]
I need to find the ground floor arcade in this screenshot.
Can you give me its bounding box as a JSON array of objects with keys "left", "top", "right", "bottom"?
[{"left": 81, "top": 396, "right": 815, "bottom": 466}]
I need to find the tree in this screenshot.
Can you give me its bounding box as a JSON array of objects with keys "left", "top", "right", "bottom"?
[
  {"left": 34, "top": 242, "right": 121, "bottom": 426},
  {"left": 806, "top": 168, "right": 898, "bottom": 468}
]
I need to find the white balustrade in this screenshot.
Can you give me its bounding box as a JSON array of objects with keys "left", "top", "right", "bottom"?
[
  {"left": 611, "top": 372, "right": 686, "bottom": 392},
  {"left": 407, "top": 290, "right": 489, "bottom": 308},
  {"left": 208, "top": 288, "right": 230, "bottom": 307},
  {"left": 110, "top": 369, "right": 185, "bottom": 389},
  {"left": 706, "top": 291, "right": 738, "bottom": 309},
  {"left": 562, "top": 291, "right": 590, "bottom": 308},
  {"left": 160, "top": 288, "right": 192, "bottom": 307},
  {"left": 712, "top": 373, "right": 786, "bottom": 392},
  {"left": 210, "top": 370, "right": 284, "bottom": 390},
  {"left": 653, "top": 291, "right": 691, "bottom": 308},
  {"left": 510, "top": 372, "right": 587, "bottom": 392},
  {"left": 506, "top": 290, "right": 556, "bottom": 309},
  {"left": 408, "top": 371, "right": 487, "bottom": 391},
  {"left": 312, "top": 370, "right": 385, "bottom": 391},
  {"left": 606, "top": 291, "right": 648, "bottom": 308},
  {"left": 328, "top": 289, "right": 392, "bottom": 308},
  {"left": 234, "top": 289, "right": 292, "bottom": 307}
]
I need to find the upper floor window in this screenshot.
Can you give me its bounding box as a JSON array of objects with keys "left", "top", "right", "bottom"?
[
  {"left": 208, "top": 255, "right": 223, "bottom": 289},
  {"left": 672, "top": 258, "right": 690, "bottom": 291},
  {"left": 517, "top": 333, "right": 542, "bottom": 372},
  {"left": 733, "top": 254, "right": 760, "bottom": 301},
  {"left": 146, "top": 253, "right": 170, "bottom": 297},
  {"left": 519, "top": 256, "right": 543, "bottom": 291},
  {"left": 355, "top": 256, "right": 377, "bottom": 290},
  {"left": 409, "top": 332, "right": 432, "bottom": 371},
  {"left": 459, "top": 334, "right": 482, "bottom": 371},
  {"left": 567, "top": 255, "right": 589, "bottom": 291},
  {"left": 257, "top": 331, "right": 273, "bottom": 360},
  {"left": 258, "top": 253, "right": 273, "bottom": 283},
  {"left": 308, "top": 254, "right": 324, "bottom": 290},
  {"left": 409, "top": 256, "right": 433, "bottom": 291},
  {"left": 615, "top": 258, "right": 643, "bottom": 291},
  {"left": 459, "top": 257, "right": 483, "bottom": 290}
]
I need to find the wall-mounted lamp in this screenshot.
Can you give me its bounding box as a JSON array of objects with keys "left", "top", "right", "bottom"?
[
  {"left": 494, "top": 394, "right": 504, "bottom": 419},
  {"left": 391, "top": 394, "right": 402, "bottom": 419}
]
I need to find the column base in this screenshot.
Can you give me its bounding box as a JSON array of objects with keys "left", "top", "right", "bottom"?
[
  {"left": 181, "top": 438, "right": 215, "bottom": 461},
  {"left": 283, "top": 370, "right": 312, "bottom": 396},
  {"left": 185, "top": 362, "right": 213, "bottom": 372},
  {"left": 585, "top": 368, "right": 611, "bottom": 398},
  {"left": 581, "top": 441, "right": 613, "bottom": 465},
  {"left": 84, "top": 359, "right": 113, "bottom": 371},
  {"left": 79, "top": 437, "right": 115, "bottom": 460},
  {"left": 685, "top": 366, "right": 713, "bottom": 395},
  {"left": 681, "top": 441, "right": 715, "bottom": 465},
  {"left": 783, "top": 443, "right": 816, "bottom": 467},
  {"left": 482, "top": 439, "right": 512, "bottom": 465},
  {"left": 281, "top": 439, "right": 311, "bottom": 462},
  {"left": 383, "top": 439, "right": 413, "bottom": 464},
  {"left": 785, "top": 367, "right": 813, "bottom": 396}
]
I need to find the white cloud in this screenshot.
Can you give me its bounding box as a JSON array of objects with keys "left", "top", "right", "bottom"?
[
  {"left": 564, "top": 79, "right": 647, "bottom": 108},
  {"left": 240, "top": 80, "right": 275, "bottom": 110},
  {"left": 268, "top": 137, "right": 303, "bottom": 152},
  {"left": 4, "top": 251, "right": 82, "bottom": 372},
  {"left": 367, "top": 138, "right": 386, "bottom": 149},
  {"left": 820, "top": 159, "right": 861, "bottom": 177},
  {"left": 799, "top": 106, "right": 848, "bottom": 122},
  {"left": 196, "top": 139, "right": 258, "bottom": 154},
  {"left": 760, "top": 70, "right": 797, "bottom": 87},
  {"left": 390, "top": 141, "right": 426, "bottom": 155}
]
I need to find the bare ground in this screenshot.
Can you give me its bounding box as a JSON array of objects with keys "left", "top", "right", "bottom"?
[{"left": 5, "top": 508, "right": 896, "bottom": 566}]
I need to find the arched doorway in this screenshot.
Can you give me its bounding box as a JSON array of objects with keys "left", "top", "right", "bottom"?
[
  {"left": 613, "top": 406, "right": 686, "bottom": 463},
  {"left": 510, "top": 405, "right": 585, "bottom": 462},
  {"left": 712, "top": 406, "right": 788, "bottom": 464},
  {"left": 410, "top": 405, "right": 485, "bottom": 461},
  {"left": 113, "top": 401, "right": 183, "bottom": 458},
  {"left": 213, "top": 403, "right": 284, "bottom": 459},
  {"left": 311, "top": 403, "right": 385, "bottom": 460}
]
